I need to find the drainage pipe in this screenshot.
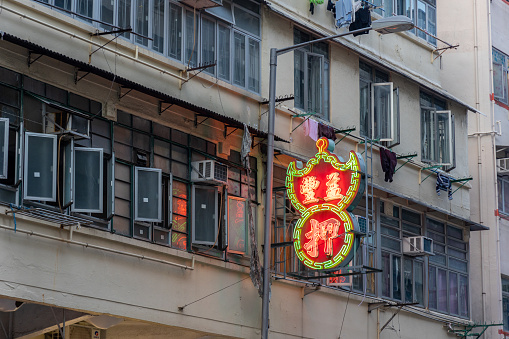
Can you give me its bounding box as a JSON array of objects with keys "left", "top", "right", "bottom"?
[{"left": 0, "top": 223, "right": 195, "bottom": 270}]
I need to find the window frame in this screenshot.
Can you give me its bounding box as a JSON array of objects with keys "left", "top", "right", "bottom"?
[
  {"left": 134, "top": 166, "right": 163, "bottom": 222},
  {"left": 0, "top": 118, "right": 10, "bottom": 179},
  {"left": 192, "top": 184, "right": 219, "bottom": 246},
  {"left": 420, "top": 92, "right": 454, "bottom": 166},
  {"left": 72, "top": 147, "right": 105, "bottom": 213},
  {"left": 227, "top": 195, "right": 248, "bottom": 255},
  {"left": 294, "top": 29, "right": 330, "bottom": 121},
  {"left": 23, "top": 132, "right": 58, "bottom": 202}
]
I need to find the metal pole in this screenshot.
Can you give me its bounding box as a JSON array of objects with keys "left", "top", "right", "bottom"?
[{"left": 261, "top": 47, "right": 277, "bottom": 339}]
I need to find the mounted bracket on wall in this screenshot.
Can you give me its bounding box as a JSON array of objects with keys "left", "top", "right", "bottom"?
[
  {"left": 394, "top": 152, "right": 418, "bottom": 173},
  {"left": 27, "top": 51, "right": 43, "bottom": 68},
  {"left": 335, "top": 126, "right": 356, "bottom": 145},
  {"left": 224, "top": 125, "right": 239, "bottom": 139},
  {"left": 158, "top": 101, "right": 174, "bottom": 115},
  {"left": 74, "top": 68, "right": 91, "bottom": 84},
  {"left": 118, "top": 86, "right": 133, "bottom": 100}
]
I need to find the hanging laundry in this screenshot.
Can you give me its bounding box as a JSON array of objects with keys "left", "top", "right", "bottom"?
[
  {"left": 379, "top": 148, "right": 397, "bottom": 182},
  {"left": 327, "top": 0, "right": 336, "bottom": 14},
  {"left": 335, "top": 0, "right": 353, "bottom": 28},
  {"left": 349, "top": 6, "right": 371, "bottom": 36},
  {"left": 309, "top": 0, "right": 324, "bottom": 15},
  {"left": 318, "top": 123, "right": 337, "bottom": 141},
  {"left": 302, "top": 118, "right": 310, "bottom": 137},
  {"left": 308, "top": 119, "right": 319, "bottom": 141},
  {"left": 436, "top": 173, "right": 453, "bottom": 200}
]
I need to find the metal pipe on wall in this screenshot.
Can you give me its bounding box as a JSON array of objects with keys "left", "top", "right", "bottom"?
[{"left": 0, "top": 223, "right": 195, "bottom": 270}]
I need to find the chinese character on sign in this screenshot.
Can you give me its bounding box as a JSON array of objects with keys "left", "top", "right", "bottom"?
[
  {"left": 303, "top": 218, "right": 340, "bottom": 258},
  {"left": 324, "top": 172, "right": 344, "bottom": 201},
  {"left": 300, "top": 176, "right": 320, "bottom": 204}
]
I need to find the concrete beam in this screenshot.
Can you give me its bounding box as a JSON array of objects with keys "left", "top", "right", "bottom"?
[{"left": 11, "top": 304, "right": 89, "bottom": 339}]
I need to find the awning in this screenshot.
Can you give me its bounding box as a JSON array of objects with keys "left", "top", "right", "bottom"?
[
  {"left": 26, "top": 92, "right": 93, "bottom": 120},
  {"left": 265, "top": 2, "right": 485, "bottom": 116},
  {"left": 0, "top": 32, "right": 289, "bottom": 143}
]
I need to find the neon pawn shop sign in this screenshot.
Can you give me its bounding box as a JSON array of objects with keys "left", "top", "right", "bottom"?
[{"left": 286, "top": 138, "right": 365, "bottom": 270}]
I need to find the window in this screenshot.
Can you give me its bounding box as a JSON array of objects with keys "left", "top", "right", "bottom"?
[
  {"left": 134, "top": 167, "right": 162, "bottom": 222},
  {"left": 498, "top": 177, "right": 509, "bottom": 215},
  {"left": 427, "top": 219, "right": 468, "bottom": 317},
  {"left": 227, "top": 196, "right": 248, "bottom": 254},
  {"left": 24, "top": 132, "right": 57, "bottom": 202},
  {"left": 73, "top": 148, "right": 104, "bottom": 213},
  {"left": 294, "top": 29, "right": 330, "bottom": 120},
  {"left": 380, "top": 202, "right": 423, "bottom": 304},
  {"left": 503, "top": 277, "right": 509, "bottom": 331},
  {"left": 35, "top": 0, "right": 261, "bottom": 94},
  {"left": 420, "top": 92, "right": 454, "bottom": 166},
  {"left": 192, "top": 185, "right": 219, "bottom": 245},
  {"left": 493, "top": 48, "right": 509, "bottom": 105},
  {"left": 374, "top": 0, "right": 436, "bottom": 45},
  {"left": 0, "top": 119, "right": 10, "bottom": 179},
  {"left": 359, "top": 62, "right": 400, "bottom": 146}
]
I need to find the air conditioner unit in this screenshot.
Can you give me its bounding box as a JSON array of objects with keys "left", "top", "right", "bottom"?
[
  {"left": 355, "top": 215, "right": 368, "bottom": 234},
  {"left": 178, "top": 0, "right": 222, "bottom": 9},
  {"left": 403, "top": 236, "right": 434, "bottom": 256},
  {"left": 191, "top": 160, "right": 228, "bottom": 184},
  {"left": 498, "top": 158, "right": 509, "bottom": 174}
]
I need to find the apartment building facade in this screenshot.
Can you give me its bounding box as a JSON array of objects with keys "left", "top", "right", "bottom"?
[{"left": 0, "top": 0, "right": 499, "bottom": 338}]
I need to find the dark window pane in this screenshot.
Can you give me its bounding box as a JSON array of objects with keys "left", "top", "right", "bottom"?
[
  {"left": 154, "top": 123, "right": 170, "bottom": 139},
  {"left": 0, "top": 67, "right": 20, "bottom": 87},
  {"left": 172, "top": 129, "right": 188, "bottom": 145},
  {"left": 117, "top": 110, "right": 132, "bottom": 126},
  {"left": 402, "top": 209, "right": 421, "bottom": 225},
  {"left": 392, "top": 255, "right": 401, "bottom": 300},
  {"left": 23, "top": 77, "right": 45, "bottom": 96},
  {"left": 69, "top": 93, "right": 90, "bottom": 112},
  {"left": 133, "top": 115, "right": 151, "bottom": 132}
]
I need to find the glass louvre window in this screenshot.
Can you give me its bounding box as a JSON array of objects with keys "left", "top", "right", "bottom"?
[
  {"left": 33, "top": 0, "right": 261, "bottom": 94},
  {"left": 380, "top": 202, "right": 424, "bottom": 303},
  {"left": 0, "top": 119, "right": 9, "bottom": 179},
  {"left": 185, "top": 11, "right": 199, "bottom": 68},
  {"left": 152, "top": 0, "right": 165, "bottom": 53},
  {"left": 503, "top": 277, "right": 509, "bottom": 331},
  {"left": 135, "top": 0, "right": 149, "bottom": 46},
  {"left": 24, "top": 133, "right": 57, "bottom": 201},
  {"left": 233, "top": 32, "right": 246, "bottom": 87},
  {"left": 201, "top": 18, "right": 216, "bottom": 74},
  {"left": 168, "top": 3, "right": 182, "bottom": 61},
  {"left": 100, "top": 0, "right": 114, "bottom": 30},
  {"left": 192, "top": 185, "right": 218, "bottom": 245},
  {"left": 218, "top": 25, "right": 231, "bottom": 81},
  {"left": 55, "top": 0, "right": 72, "bottom": 11},
  {"left": 427, "top": 218, "right": 469, "bottom": 317},
  {"left": 493, "top": 48, "right": 509, "bottom": 105},
  {"left": 376, "top": 0, "right": 436, "bottom": 45},
  {"left": 73, "top": 148, "right": 104, "bottom": 213},
  {"left": 134, "top": 167, "right": 162, "bottom": 222},
  {"left": 498, "top": 177, "right": 509, "bottom": 215},
  {"left": 118, "top": 0, "right": 132, "bottom": 38},
  {"left": 76, "top": 0, "right": 94, "bottom": 22},
  {"left": 294, "top": 29, "right": 330, "bottom": 120}
]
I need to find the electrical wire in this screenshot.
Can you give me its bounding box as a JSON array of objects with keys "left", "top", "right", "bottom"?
[{"left": 338, "top": 289, "right": 351, "bottom": 338}]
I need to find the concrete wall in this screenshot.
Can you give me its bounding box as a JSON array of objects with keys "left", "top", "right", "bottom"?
[{"left": 0, "top": 0, "right": 489, "bottom": 337}]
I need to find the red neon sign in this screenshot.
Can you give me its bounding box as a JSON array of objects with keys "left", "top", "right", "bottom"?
[{"left": 286, "top": 138, "right": 365, "bottom": 270}]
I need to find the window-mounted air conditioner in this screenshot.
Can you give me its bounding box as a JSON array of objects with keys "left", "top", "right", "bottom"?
[
  {"left": 354, "top": 215, "right": 368, "bottom": 234},
  {"left": 498, "top": 158, "right": 509, "bottom": 174},
  {"left": 178, "top": 0, "right": 222, "bottom": 9},
  {"left": 191, "top": 160, "right": 228, "bottom": 184},
  {"left": 403, "top": 236, "right": 434, "bottom": 256}
]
